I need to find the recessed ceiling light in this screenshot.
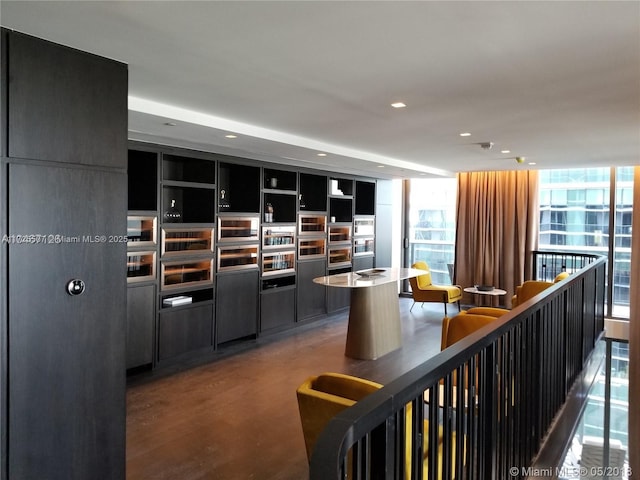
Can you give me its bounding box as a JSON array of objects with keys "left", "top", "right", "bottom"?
[
  {"left": 391, "top": 102, "right": 406, "bottom": 108},
  {"left": 528, "top": 162, "right": 537, "bottom": 166},
  {"left": 317, "top": 153, "right": 327, "bottom": 157},
  {"left": 164, "top": 122, "right": 177, "bottom": 127},
  {"left": 377, "top": 165, "right": 385, "bottom": 168},
  {"left": 225, "top": 134, "right": 237, "bottom": 138},
  {"left": 459, "top": 132, "right": 471, "bottom": 137},
  {"left": 501, "top": 149, "right": 511, "bottom": 154}
]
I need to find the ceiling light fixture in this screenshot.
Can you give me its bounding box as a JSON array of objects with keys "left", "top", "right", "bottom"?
[
  {"left": 164, "top": 122, "right": 177, "bottom": 127},
  {"left": 225, "top": 134, "right": 237, "bottom": 138},
  {"left": 459, "top": 132, "right": 471, "bottom": 137},
  {"left": 515, "top": 157, "right": 525, "bottom": 164},
  {"left": 501, "top": 149, "right": 511, "bottom": 154},
  {"left": 317, "top": 153, "right": 327, "bottom": 157},
  {"left": 391, "top": 102, "right": 406, "bottom": 108}
]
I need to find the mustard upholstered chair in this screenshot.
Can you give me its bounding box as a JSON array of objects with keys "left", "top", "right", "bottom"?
[
  {"left": 296, "top": 372, "right": 443, "bottom": 478},
  {"left": 511, "top": 271, "right": 569, "bottom": 308},
  {"left": 296, "top": 373, "right": 382, "bottom": 462},
  {"left": 441, "top": 313, "right": 499, "bottom": 351},
  {"left": 462, "top": 306, "right": 509, "bottom": 317},
  {"left": 409, "top": 261, "right": 462, "bottom": 316}
]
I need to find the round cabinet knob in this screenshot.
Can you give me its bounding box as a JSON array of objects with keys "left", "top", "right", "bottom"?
[{"left": 66, "top": 279, "right": 86, "bottom": 296}]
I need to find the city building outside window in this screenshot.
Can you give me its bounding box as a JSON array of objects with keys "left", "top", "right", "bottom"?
[
  {"left": 539, "top": 166, "right": 633, "bottom": 319},
  {"left": 406, "top": 167, "right": 633, "bottom": 320},
  {"left": 406, "top": 178, "right": 457, "bottom": 285}
]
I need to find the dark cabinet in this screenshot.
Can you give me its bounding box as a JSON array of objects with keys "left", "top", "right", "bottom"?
[
  {"left": 158, "top": 303, "right": 214, "bottom": 361},
  {"left": 123, "top": 138, "right": 382, "bottom": 371},
  {"left": 7, "top": 163, "right": 127, "bottom": 479},
  {"left": 127, "top": 284, "right": 156, "bottom": 369},
  {"left": 261, "top": 276, "right": 296, "bottom": 332},
  {"left": 326, "top": 266, "right": 351, "bottom": 313},
  {"left": 216, "top": 270, "right": 259, "bottom": 344},
  {"left": 297, "top": 259, "right": 327, "bottom": 321},
  {"left": 7, "top": 31, "right": 127, "bottom": 168}
]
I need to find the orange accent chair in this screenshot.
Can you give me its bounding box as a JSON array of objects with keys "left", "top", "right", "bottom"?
[{"left": 409, "top": 261, "right": 462, "bottom": 316}]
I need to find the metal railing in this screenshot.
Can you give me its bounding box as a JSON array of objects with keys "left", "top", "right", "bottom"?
[
  {"left": 310, "top": 257, "right": 606, "bottom": 479},
  {"left": 532, "top": 250, "right": 601, "bottom": 282}
]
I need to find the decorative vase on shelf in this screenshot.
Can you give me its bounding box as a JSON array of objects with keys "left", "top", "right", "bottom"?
[
  {"left": 163, "top": 199, "right": 182, "bottom": 223},
  {"left": 265, "top": 203, "right": 274, "bottom": 223}
]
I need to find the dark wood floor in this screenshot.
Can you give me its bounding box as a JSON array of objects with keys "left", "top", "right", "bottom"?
[{"left": 126, "top": 297, "right": 449, "bottom": 480}]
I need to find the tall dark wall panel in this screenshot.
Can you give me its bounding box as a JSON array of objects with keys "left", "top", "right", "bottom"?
[
  {"left": 7, "top": 31, "right": 127, "bottom": 168},
  {"left": 8, "top": 165, "right": 126, "bottom": 479},
  {"left": 1, "top": 28, "right": 127, "bottom": 480}
]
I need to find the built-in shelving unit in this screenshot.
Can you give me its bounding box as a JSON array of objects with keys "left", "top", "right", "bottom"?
[
  {"left": 126, "top": 143, "right": 383, "bottom": 370},
  {"left": 157, "top": 152, "right": 216, "bottom": 363},
  {"left": 215, "top": 162, "right": 261, "bottom": 345},
  {"left": 126, "top": 149, "right": 159, "bottom": 371}
]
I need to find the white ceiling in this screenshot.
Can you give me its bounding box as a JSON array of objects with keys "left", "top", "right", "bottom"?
[{"left": 2, "top": 1, "right": 639, "bottom": 179}]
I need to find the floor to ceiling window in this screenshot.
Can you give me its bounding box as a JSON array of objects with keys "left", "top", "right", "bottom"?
[
  {"left": 403, "top": 167, "right": 633, "bottom": 319},
  {"left": 538, "top": 166, "right": 633, "bottom": 319},
  {"left": 405, "top": 178, "right": 457, "bottom": 285}
]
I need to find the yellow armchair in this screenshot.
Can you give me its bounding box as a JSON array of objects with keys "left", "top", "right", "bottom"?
[
  {"left": 441, "top": 313, "right": 499, "bottom": 351},
  {"left": 511, "top": 272, "right": 569, "bottom": 307},
  {"left": 296, "top": 372, "right": 444, "bottom": 478},
  {"left": 462, "top": 306, "right": 509, "bottom": 317},
  {"left": 409, "top": 261, "right": 462, "bottom": 316},
  {"left": 296, "top": 373, "right": 382, "bottom": 461}
]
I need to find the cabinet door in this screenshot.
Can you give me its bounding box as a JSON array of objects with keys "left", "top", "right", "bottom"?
[
  {"left": 297, "top": 259, "right": 327, "bottom": 320},
  {"left": 158, "top": 303, "right": 214, "bottom": 361},
  {"left": 8, "top": 163, "right": 126, "bottom": 479},
  {"left": 327, "top": 282, "right": 351, "bottom": 313},
  {"left": 261, "top": 287, "right": 296, "bottom": 332},
  {"left": 216, "top": 270, "right": 259, "bottom": 344},
  {"left": 7, "top": 31, "right": 127, "bottom": 168},
  {"left": 127, "top": 284, "right": 156, "bottom": 369}
]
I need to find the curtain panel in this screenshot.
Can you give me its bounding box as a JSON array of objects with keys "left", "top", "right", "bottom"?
[{"left": 454, "top": 170, "right": 539, "bottom": 307}]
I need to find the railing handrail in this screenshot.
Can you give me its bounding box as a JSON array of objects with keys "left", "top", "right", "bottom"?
[{"left": 310, "top": 256, "right": 606, "bottom": 479}]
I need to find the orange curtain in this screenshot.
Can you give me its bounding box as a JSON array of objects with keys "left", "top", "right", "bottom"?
[
  {"left": 629, "top": 166, "right": 640, "bottom": 475},
  {"left": 454, "top": 170, "right": 539, "bottom": 307}
]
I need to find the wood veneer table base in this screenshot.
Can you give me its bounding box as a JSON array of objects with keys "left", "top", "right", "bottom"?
[{"left": 344, "top": 281, "right": 402, "bottom": 360}]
